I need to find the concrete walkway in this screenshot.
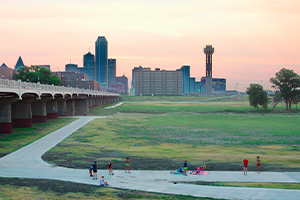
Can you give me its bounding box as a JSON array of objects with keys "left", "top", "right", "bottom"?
[
  {"left": 0, "top": 117, "right": 299, "bottom": 200},
  {"left": 105, "top": 102, "right": 124, "bottom": 109}
]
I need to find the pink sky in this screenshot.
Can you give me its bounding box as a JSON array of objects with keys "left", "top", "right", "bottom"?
[{"left": 1, "top": 0, "right": 300, "bottom": 91}]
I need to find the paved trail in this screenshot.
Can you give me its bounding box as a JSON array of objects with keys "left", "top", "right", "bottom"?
[{"left": 0, "top": 117, "right": 299, "bottom": 200}]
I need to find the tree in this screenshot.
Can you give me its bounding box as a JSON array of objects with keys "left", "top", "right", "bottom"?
[
  {"left": 246, "top": 84, "right": 269, "bottom": 109},
  {"left": 292, "top": 94, "right": 300, "bottom": 110},
  {"left": 13, "top": 66, "right": 61, "bottom": 85},
  {"left": 271, "top": 91, "right": 282, "bottom": 112},
  {"left": 270, "top": 68, "right": 300, "bottom": 110}
]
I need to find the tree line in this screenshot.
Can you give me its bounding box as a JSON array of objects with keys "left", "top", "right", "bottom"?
[
  {"left": 13, "top": 66, "right": 61, "bottom": 86},
  {"left": 246, "top": 68, "right": 300, "bottom": 111}
]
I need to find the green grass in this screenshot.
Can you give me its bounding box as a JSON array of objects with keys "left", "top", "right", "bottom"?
[
  {"left": 44, "top": 111, "right": 300, "bottom": 171},
  {"left": 122, "top": 95, "right": 219, "bottom": 102},
  {"left": 0, "top": 178, "right": 213, "bottom": 200},
  {"left": 0, "top": 118, "right": 76, "bottom": 158},
  {"left": 184, "top": 181, "right": 300, "bottom": 190}
]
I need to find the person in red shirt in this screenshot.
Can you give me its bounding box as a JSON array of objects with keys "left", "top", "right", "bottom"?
[
  {"left": 243, "top": 156, "right": 248, "bottom": 175},
  {"left": 256, "top": 156, "right": 261, "bottom": 174}
]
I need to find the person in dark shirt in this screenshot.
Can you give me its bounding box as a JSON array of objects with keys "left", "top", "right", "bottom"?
[
  {"left": 93, "top": 161, "right": 98, "bottom": 180},
  {"left": 183, "top": 160, "right": 188, "bottom": 176}
]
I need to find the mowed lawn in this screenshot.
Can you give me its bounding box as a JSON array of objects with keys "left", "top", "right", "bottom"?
[{"left": 44, "top": 98, "right": 300, "bottom": 172}]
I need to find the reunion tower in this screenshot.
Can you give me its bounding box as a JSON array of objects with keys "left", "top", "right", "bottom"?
[{"left": 204, "top": 45, "right": 214, "bottom": 95}]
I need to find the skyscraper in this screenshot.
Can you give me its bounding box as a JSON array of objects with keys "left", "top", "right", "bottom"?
[
  {"left": 83, "top": 52, "right": 95, "bottom": 81},
  {"left": 95, "top": 36, "right": 108, "bottom": 87},
  {"left": 180, "top": 65, "right": 190, "bottom": 94},
  {"left": 108, "top": 58, "right": 116, "bottom": 88}
]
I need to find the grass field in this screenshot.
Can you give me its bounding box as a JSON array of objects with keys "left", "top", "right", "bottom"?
[
  {"left": 44, "top": 97, "right": 300, "bottom": 171},
  {"left": 0, "top": 178, "right": 207, "bottom": 200},
  {"left": 0, "top": 118, "right": 76, "bottom": 158}
]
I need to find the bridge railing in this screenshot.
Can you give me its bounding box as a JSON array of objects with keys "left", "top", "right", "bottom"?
[{"left": 0, "top": 78, "right": 119, "bottom": 96}]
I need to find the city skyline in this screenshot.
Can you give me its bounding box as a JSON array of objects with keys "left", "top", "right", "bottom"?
[{"left": 1, "top": 0, "right": 300, "bottom": 91}]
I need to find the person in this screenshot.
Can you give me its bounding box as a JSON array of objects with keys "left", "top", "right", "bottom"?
[
  {"left": 170, "top": 167, "right": 183, "bottom": 174},
  {"left": 88, "top": 165, "right": 93, "bottom": 177},
  {"left": 125, "top": 157, "right": 130, "bottom": 173},
  {"left": 183, "top": 160, "right": 188, "bottom": 176},
  {"left": 190, "top": 165, "right": 206, "bottom": 175},
  {"left": 93, "top": 161, "right": 98, "bottom": 180},
  {"left": 100, "top": 176, "right": 108, "bottom": 186},
  {"left": 108, "top": 160, "right": 114, "bottom": 175},
  {"left": 243, "top": 156, "right": 248, "bottom": 175},
  {"left": 256, "top": 156, "right": 261, "bottom": 173}
]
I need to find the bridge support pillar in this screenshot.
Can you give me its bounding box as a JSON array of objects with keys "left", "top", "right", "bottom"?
[
  {"left": 66, "top": 100, "right": 75, "bottom": 116},
  {"left": 57, "top": 99, "right": 67, "bottom": 116},
  {"left": 75, "top": 99, "right": 89, "bottom": 116},
  {"left": 32, "top": 101, "right": 47, "bottom": 123},
  {"left": 0, "top": 103, "right": 12, "bottom": 134},
  {"left": 12, "top": 99, "right": 33, "bottom": 128},
  {"left": 46, "top": 99, "right": 58, "bottom": 119},
  {"left": 88, "top": 98, "right": 93, "bottom": 109}
]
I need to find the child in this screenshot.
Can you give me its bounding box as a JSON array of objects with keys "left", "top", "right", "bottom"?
[
  {"left": 256, "top": 156, "right": 261, "bottom": 173},
  {"left": 88, "top": 165, "right": 93, "bottom": 177},
  {"left": 243, "top": 156, "right": 248, "bottom": 175},
  {"left": 100, "top": 176, "right": 108, "bottom": 186},
  {"left": 125, "top": 157, "right": 130, "bottom": 173},
  {"left": 183, "top": 160, "right": 188, "bottom": 176},
  {"left": 108, "top": 160, "right": 114, "bottom": 175}
]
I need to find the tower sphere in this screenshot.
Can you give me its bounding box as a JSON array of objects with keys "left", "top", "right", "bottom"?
[{"left": 204, "top": 45, "right": 214, "bottom": 54}]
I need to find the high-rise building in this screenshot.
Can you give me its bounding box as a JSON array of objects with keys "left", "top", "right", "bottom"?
[
  {"left": 179, "top": 66, "right": 190, "bottom": 94},
  {"left": 95, "top": 36, "right": 108, "bottom": 87},
  {"left": 134, "top": 67, "right": 182, "bottom": 96},
  {"left": 204, "top": 45, "right": 214, "bottom": 94},
  {"left": 189, "top": 77, "right": 195, "bottom": 93},
  {"left": 14, "top": 56, "right": 24, "bottom": 70},
  {"left": 83, "top": 52, "right": 95, "bottom": 81},
  {"left": 108, "top": 58, "right": 116, "bottom": 88},
  {"left": 131, "top": 66, "right": 145, "bottom": 95}
]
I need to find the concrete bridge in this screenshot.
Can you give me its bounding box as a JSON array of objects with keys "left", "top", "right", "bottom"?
[{"left": 0, "top": 78, "right": 120, "bottom": 134}]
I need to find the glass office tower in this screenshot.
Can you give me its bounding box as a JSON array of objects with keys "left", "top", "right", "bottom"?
[
  {"left": 83, "top": 52, "right": 95, "bottom": 81},
  {"left": 108, "top": 58, "right": 116, "bottom": 88},
  {"left": 95, "top": 36, "right": 108, "bottom": 87}
]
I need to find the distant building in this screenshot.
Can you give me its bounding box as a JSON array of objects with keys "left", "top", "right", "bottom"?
[
  {"left": 201, "top": 77, "right": 226, "bottom": 94},
  {"left": 195, "top": 82, "right": 201, "bottom": 94},
  {"left": 54, "top": 71, "right": 88, "bottom": 87},
  {"left": 65, "top": 63, "right": 78, "bottom": 72},
  {"left": 131, "top": 66, "right": 145, "bottom": 95},
  {"left": 116, "top": 75, "right": 128, "bottom": 95},
  {"left": 134, "top": 67, "right": 182, "bottom": 96},
  {"left": 189, "top": 77, "right": 195, "bottom": 94},
  {"left": 179, "top": 66, "right": 190, "bottom": 94},
  {"left": 83, "top": 52, "right": 95, "bottom": 81},
  {"left": 95, "top": 36, "right": 108, "bottom": 87},
  {"left": 108, "top": 58, "right": 116, "bottom": 88},
  {"left": 0, "top": 63, "right": 13, "bottom": 79},
  {"left": 14, "top": 56, "right": 25, "bottom": 70}
]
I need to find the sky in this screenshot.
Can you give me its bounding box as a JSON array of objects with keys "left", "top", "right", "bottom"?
[{"left": 1, "top": 0, "right": 300, "bottom": 91}]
